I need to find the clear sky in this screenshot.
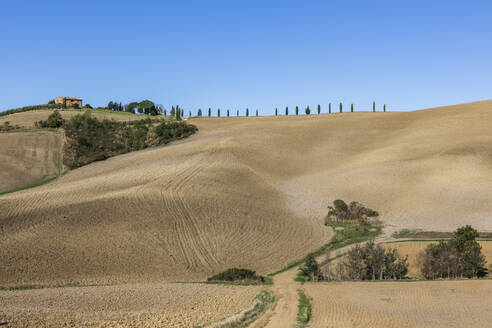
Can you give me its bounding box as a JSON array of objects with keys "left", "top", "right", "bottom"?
[{"left": 1, "top": 0, "right": 491, "bottom": 114}]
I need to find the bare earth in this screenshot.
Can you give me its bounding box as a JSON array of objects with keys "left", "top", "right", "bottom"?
[
  {"left": 0, "top": 130, "right": 62, "bottom": 193},
  {"left": 0, "top": 283, "right": 260, "bottom": 328},
  {"left": 304, "top": 280, "right": 492, "bottom": 328}
]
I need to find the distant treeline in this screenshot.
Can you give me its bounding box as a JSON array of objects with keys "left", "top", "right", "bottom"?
[
  {"left": 0, "top": 104, "right": 64, "bottom": 117},
  {"left": 37, "top": 111, "right": 197, "bottom": 169}
]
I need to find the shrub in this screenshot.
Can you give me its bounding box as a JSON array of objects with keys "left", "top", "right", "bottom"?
[
  {"left": 327, "top": 199, "right": 378, "bottom": 223},
  {"left": 36, "top": 110, "right": 64, "bottom": 128},
  {"left": 208, "top": 268, "right": 264, "bottom": 283},
  {"left": 298, "top": 253, "right": 320, "bottom": 281}
]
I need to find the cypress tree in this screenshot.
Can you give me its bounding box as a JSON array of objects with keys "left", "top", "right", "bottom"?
[
  {"left": 373, "top": 101, "right": 375, "bottom": 112},
  {"left": 317, "top": 104, "right": 321, "bottom": 114},
  {"left": 171, "top": 106, "right": 175, "bottom": 117},
  {"left": 164, "top": 109, "right": 167, "bottom": 116},
  {"left": 296, "top": 106, "right": 299, "bottom": 115},
  {"left": 384, "top": 104, "right": 386, "bottom": 112},
  {"left": 256, "top": 109, "right": 258, "bottom": 116},
  {"left": 198, "top": 108, "right": 202, "bottom": 116},
  {"left": 218, "top": 108, "right": 220, "bottom": 117},
  {"left": 329, "top": 103, "right": 331, "bottom": 114},
  {"left": 189, "top": 111, "right": 191, "bottom": 117},
  {"left": 351, "top": 104, "right": 353, "bottom": 112},
  {"left": 305, "top": 106, "right": 311, "bottom": 115},
  {"left": 227, "top": 109, "right": 230, "bottom": 117},
  {"left": 246, "top": 108, "right": 249, "bottom": 117},
  {"left": 275, "top": 108, "right": 278, "bottom": 116},
  {"left": 340, "top": 103, "right": 342, "bottom": 113},
  {"left": 182, "top": 109, "right": 184, "bottom": 117},
  {"left": 237, "top": 110, "right": 239, "bottom": 117},
  {"left": 285, "top": 106, "right": 289, "bottom": 115},
  {"left": 208, "top": 108, "right": 211, "bottom": 117}
]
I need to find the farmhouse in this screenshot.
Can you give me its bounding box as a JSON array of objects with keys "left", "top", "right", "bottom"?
[{"left": 54, "top": 96, "right": 83, "bottom": 107}]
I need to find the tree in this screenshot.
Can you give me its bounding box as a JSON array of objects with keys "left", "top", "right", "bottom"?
[
  {"left": 339, "top": 103, "right": 342, "bottom": 113},
  {"left": 305, "top": 106, "right": 311, "bottom": 115},
  {"left": 299, "top": 253, "right": 320, "bottom": 281},
  {"left": 329, "top": 103, "right": 331, "bottom": 114},
  {"left": 163, "top": 109, "right": 167, "bottom": 116},
  {"left": 218, "top": 108, "right": 221, "bottom": 117},
  {"left": 108, "top": 101, "right": 114, "bottom": 110},
  {"left": 171, "top": 106, "right": 175, "bottom": 117},
  {"left": 227, "top": 109, "right": 230, "bottom": 117},
  {"left": 373, "top": 101, "right": 375, "bottom": 112},
  {"left": 351, "top": 104, "right": 353, "bottom": 112},
  {"left": 37, "top": 110, "right": 64, "bottom": 128},
  {"left": 285, "top": 106, "right": 289, "bottom": 115},
  {"left": 208, "top": 108, "right": 211, "bottom": 117},
  {"left": 198, "top": 108, "right": 202, "bottom": 117},
  {"left": 237, "top": 110, "right": 239, "bottom": 117},
  {"left": 139, "top": 100, "right": 155, "bottom": 115},
  {"left": 384, "top": 104, "right": 386, "bottom": 112},
  {"left": 84, "top": 104, "right": 93, "bottom": 109},
  {"left": 317, "top": 104, "right": 321, "bottom": 115},
  {"left": 256, "top": 109, "right": 258, "bottom": 116},
  {"left": 246, "top": 108, "right": 249, "bottom": 117},
  {"left": 189, "top": 111, "right": 192, "bottom": 117},
  {"left": 296, "top": 106, "right": 299, "bottom": 115},
  {"left": 275, "top": 108, "right": 278, "bottom": 116},
  {"left": 126, "top": 102, "right": 138, "bottom": 114}
]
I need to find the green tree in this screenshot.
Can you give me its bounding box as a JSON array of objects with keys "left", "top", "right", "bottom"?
[
  {"left": 208, "top": 108, "right": 211, "bottom": 117},
  {"left": 218, "top": 108, "right": 221, "bottom": 117},
  {"left": 237, "top": 110, "right": 239, "bottom": 117},
  {"left": 285, "top": 106, "right": 289, "bottom": 115},
  {"left": 171, "top": 106, "right": 175, "bottom": 117},
  {"left": 329, "top": 103, "right": 331, "bottom": 114},
  {"left": 246, "top": 108, "right": 249, "bottom": 117},
  {"left": 256, "top": 109, "right": 258, "bottom": 116},
  {"left": 275, "top": 108, "right": 278, "bottom": 116},
  {"left": 227, "top": 109, "right": 230, "bottom": 117},
  {"left": 317, "top": 104, "right": 321, "bottom": 114},
  {"left": 299, "top": 253, "right": 320, "bottom": 281},
  {"left": 339, "top": 103, "right": 342, "bottom": 113},
  {"left": 384, "top": 104, "right": 386, "bottom": 112},
  {"left": 198, "top": 108, "right": 202, "bottom": 116},
  {"left": 373, "top": 101, "right": 375, "bottom": 112},
  {"left": 305, "top": 106, "right": 311, "bottom": 115},
  {"left": 351, "top": 104, "right": 353, "bottom": 112},
  {"left": 296, "top": 106, "right": 299, "bottom": 115}
]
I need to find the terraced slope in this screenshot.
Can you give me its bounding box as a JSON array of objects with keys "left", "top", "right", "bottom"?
[
  {"left": 1, "top": 100, "right": 491, "bottom": 286},
  {"left": 0, "top": 130, "right": 63, "bottom": 193}
]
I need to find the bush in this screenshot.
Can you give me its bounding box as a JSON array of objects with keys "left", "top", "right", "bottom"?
[
  {"left": 36, "top": 110, "right": 64, "bottom": 128},
  {"left": 0, "top": 121, "right": 21, "bottom": 132},
  {"left": 208, "top": 268, "right": 265, "bottom": 283},
  {"left": 326, "top": 199, "right": 378, "bottom": 223}
]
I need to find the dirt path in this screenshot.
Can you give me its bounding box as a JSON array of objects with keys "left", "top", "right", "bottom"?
[{"left": 251, "top": 230, "right": 398, "bottom": 328}]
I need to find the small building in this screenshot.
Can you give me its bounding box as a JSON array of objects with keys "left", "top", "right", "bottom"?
[{"left": 54, "top": 97, "right": 83, "bottom": 108}]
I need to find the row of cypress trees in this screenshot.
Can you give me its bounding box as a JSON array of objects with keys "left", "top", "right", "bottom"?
[{"left": 189, "top": 103, "right": 387, "bottom": 117}]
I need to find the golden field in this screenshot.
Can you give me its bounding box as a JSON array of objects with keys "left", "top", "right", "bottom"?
[
  {"left": 1, "top": 100, "right": 492, "bottom": 287},
  {"left": 304, "top": 280, "right": 492, "bottom": 327}
]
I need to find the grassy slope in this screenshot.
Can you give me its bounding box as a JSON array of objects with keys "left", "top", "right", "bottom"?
[{"left": 1, "top": 100, "right": 492, "bottom": 286}]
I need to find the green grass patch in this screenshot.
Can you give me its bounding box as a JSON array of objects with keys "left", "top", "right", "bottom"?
[
  {"left": 203, "top": 276, "right": 273, "bottom": 286},
  {"left": 196, "top": 290, "right": 274, "bottom": 328},
  {"left": 0, "top": 172, "right": 66, "bottom": 196},
  {"left": 392, "top": 229, "right": 492, "bottom": 240},
  {"left": 296, "top": 289, "right": 311, "bottom": 327},
  {"left": 0, "top": 282, "right": 105, "bottom": 291}
]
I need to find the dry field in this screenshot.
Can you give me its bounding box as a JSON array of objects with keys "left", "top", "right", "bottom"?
[
  {"left": 0, "top": 283, "right": 260, "bottom": 327},
  {"left": 0, "top": 130, "right": 63, "bottom": 193},
  {"left": 382, "top": 240, "right": 492, "bottom": 278},
  {"left": 1, "top": 101, "right": 492, "bottom": 287},
  {"left": 304, "top": 280, "right": 492, "bottom": 327},
  {"left": 0, "top": 109, "right": 143, "bottom": 128}
]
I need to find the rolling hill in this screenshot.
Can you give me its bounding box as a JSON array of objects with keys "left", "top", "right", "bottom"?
[{"left": 0, "top": 100, "right": 491, "bottom": 286}]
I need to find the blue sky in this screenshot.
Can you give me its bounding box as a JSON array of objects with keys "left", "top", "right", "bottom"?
[{"left": 1, "top": 0, "right": 491, "bottom": 114}]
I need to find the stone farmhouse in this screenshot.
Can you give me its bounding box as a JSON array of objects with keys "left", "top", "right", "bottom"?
[{"left": 54, "top": 97, "right": 83, "bottom": 107}]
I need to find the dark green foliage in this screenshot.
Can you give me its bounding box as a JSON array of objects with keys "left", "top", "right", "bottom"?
[
  {"left": 317, "top": 104, "right": 320, "bottom": 114},
  {"left": 126, "top": 102, "right": 139, "bottom": 114},
  {"left": 246, "top": 108, "right": 249, "bottom": 117},
  {"left": 326, "top": 200, "right": 379, "bottom": 224},
  {"left": 351, "top": 104, "right": 353, "bottom": 112},
  {"left": 373, "top": 101, "right": 375, "bottom": 112},
  {"left": 296, "top": 106, "right": 299, "bottom": 115},
  {"left": 197, "top": 108, "right": 202, "bottom": 116},
  {"left": 48, "top": 99, "right": 55, "bottom": 104},
  {"left": 227, "top": 109, "right": 229, "bottom": 117},
  {"left": 36, "top": 110, "right": 64, "bottom": 128},
  {"left": 62, "top": 112, "right": 197, "bottom": 169},
  {"left": 421, "top": 225, "right": 487, "bottom": 279},
  {"left": 299, "top": 253, "right": 320, "bottom": 281},
  {"left": 305, "top": 106, "right": 311, "bottom": 115},
  {"left": 342, "top": 241, "right": 408, "bottom": 280},
  {"left": 384, "top": 104, "right": 386, "bottom": 112},
  {"left": 84, "top": 104, "right": 93, "bottom": 109},
  {"left": 256, "top": 109, "right": 258, "bottom": 116},
  {"left": 275, "top": 108, "right": 278, "bottom": 116},
  {"left": 296, "top": 289, "right": 311, "bottom": 327},
  {"left": 285, "top": 106, "right": 289, "bottom": 115},
  {"left": 208, "top": 108, "right": 211, "bottom": 117},
  {"left": 237, "top": 109, "right": 239, "bottom": 117},
  {"left": 189, "top": 111, "right": 191, "bottom": 117},
  {"left": 329, "top": 103, "right": 331, "bottom": 114},
  {"left": 208, "top": 268, "right": 265, "bottom": 283},
  {"left": 0, "top": 103, "right": 65, "bottom": 117},
  {"left": 339, "top": 103, "right": 342, "bottom": 113},
  {"left": 218, "top": 108, "right": 221, "bottom": 117}
]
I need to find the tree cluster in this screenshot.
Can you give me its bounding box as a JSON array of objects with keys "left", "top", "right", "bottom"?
[
  {"left": 326, "top": 199, "right": 379, "bottom": 224},
  {"left": 208, "top": 268, "right": 265, "bottom": 283},
  {"left": 36, "top": 110, "right": 64, "bottom": 128},
  {"left": 0, "top": 121, "right": 21, "bottom": 132},
  {"left": 419, "top": 225, "right": 487, "bottom": 279}
]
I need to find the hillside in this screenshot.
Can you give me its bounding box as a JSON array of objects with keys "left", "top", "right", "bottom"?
[{"left": 1, "top": 100, "right": 491, "bottom": 286}]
